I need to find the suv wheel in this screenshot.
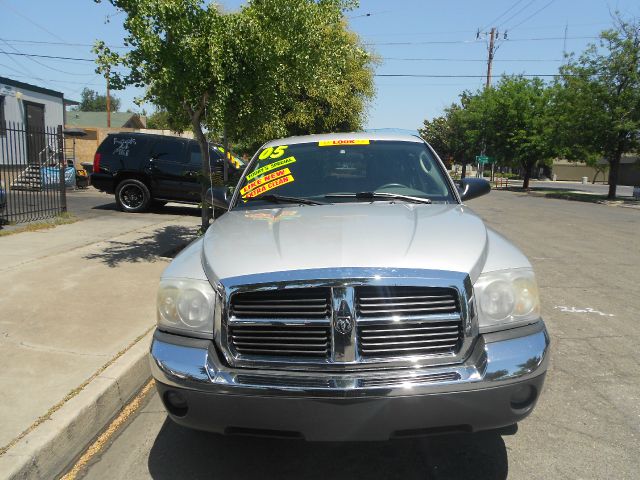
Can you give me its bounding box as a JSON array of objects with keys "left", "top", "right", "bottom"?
[{"left": 116, "top": 179, "right": 151, "bottom": 213}]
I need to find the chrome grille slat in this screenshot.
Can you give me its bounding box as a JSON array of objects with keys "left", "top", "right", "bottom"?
[
  {"left": 231, "top": 335, "right": 328, "bottom": 341},
  {"left": 358, "top": 300, "right": 456, "bottom": 307},
  {"left": 357, "top": 305, "right": 457, "bottom": 314},
  {"left": 234, "top": 348, "right": 329, "bottom": 356},
  {"left": 363, "top": 327, "right": 459, "bottom": 336},
  {"left": 359, "top": 295, "right": 453, "bottom": 301},
  {"left": 361, "top": 337, "right": 459, "bottom": 346},
  {"left": 361, "top": 333, "right": 460, "bottom": 342},
  {"left": 362, "top": 344, "right": 459, "bottom": 353},
  {"left": 360, "top": 372, "right": 461, "bottom": 387},
  {"left": 233, "top": 341, "right": 329, "bottom": 348}
]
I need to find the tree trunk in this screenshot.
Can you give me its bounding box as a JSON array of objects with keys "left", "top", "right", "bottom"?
[
  {"left": 522, "top": 163, "right": 532, "bottom": 189},
  {"left": 607, "top": 153, "right": 621, "bottom": 200},
  {"left": 188, "top": 109, "right": 212, "bottom": 232},
  {"left": 460, "top": 162, "right": 466, "bottom": 179}
]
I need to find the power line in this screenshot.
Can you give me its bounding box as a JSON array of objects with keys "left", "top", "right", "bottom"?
[
  {"left": 510, "top": 0, "right": 557, "bottom": 29},
  {"left": 383, "top": 57, "right": 563, "bottom": 62},
  {"left": 0, "top": 0, "right": 68, "bottom": 43},
  {"left": 382, "top": 57, "right": 564, "bottom": 63},
  {"left": 480, "top": 0, "right": 528, "bottom": 31},
  {"left": 0, "top": 71, "right": 101, "bottom": 86},
  {"left": 375, "top": 73, "right": 568, "bottom": 78},
  {"left": 368, "top": 35, "right": 599, "bottom": 46},
  {"left": 0, "top": 38, "right": 129, "bottom": 50},
  {"left": 500, "top": 0, "right": 539, "bottom": 27},
  {"left": 0, "top": 51, "right": 95, "bottom": 62}
]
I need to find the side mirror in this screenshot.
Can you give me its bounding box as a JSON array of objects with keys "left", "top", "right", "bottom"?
[
  {"left": 458, "top": 178, "right": 491, "bottom": 202},
  {"left": 206, "top": 187, "right": 230, "bottom": 210}
]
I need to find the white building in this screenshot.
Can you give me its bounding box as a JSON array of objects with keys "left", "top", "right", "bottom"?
[{"left": 0, "top": 77, "right": 76, "bottom": 166}]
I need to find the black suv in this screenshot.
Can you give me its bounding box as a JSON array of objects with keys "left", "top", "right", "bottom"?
[{"left": 91, "top": 132, "right": 244, "bottom": 212}]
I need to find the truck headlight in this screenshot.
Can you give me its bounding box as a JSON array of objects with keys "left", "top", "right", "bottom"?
[
  {"left": 157, "top": 278, "right": 216, "bottom": 336},
  {"left": 474, "top": 268, "right": 540, "bottom": 332}
]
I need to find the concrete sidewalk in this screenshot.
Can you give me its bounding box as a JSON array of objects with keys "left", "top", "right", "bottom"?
[{"left": 0, "top": 209, "right": 199, "bottom": 477}]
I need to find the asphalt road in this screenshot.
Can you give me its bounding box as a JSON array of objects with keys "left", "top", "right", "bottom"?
[
  {"left": 75, "top": 190, "right": 640, "bottom": 480},
  {"left": 66, "top": 187, "right": 202, "bottom": 221}
]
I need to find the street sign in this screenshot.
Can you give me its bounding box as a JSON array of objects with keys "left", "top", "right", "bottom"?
[{"left": 475, "top": 155, "right": 495, "bottom": 164}]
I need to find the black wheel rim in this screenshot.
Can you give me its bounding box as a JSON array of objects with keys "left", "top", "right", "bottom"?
[{"left": 120, "top": 185, "right": 144, "bottom": 209}]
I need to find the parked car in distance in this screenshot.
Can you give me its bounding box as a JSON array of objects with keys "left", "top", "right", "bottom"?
[
  {"left": 150, "top": 132, "right": 549, "bottom": 441},
  {"left": 90, "top": 132, "right": 244, "bottom": 212}
]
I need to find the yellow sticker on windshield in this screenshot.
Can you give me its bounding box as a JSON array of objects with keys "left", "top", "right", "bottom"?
[
  {"left": 240, "top": 168, "right": 292, "bottom": 196},
  {"left": 318, "top": 139, "right": 370, "bottom": 146},
  {"left": 243, "top": 174, "right": 295, "bottom": 199},
  {"left": 246, "top": 156, "right": 296, "bottom": 181}
]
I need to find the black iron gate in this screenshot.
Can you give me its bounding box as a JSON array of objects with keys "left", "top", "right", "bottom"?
[{"left": 0, "top": 122, "right": 67, "bottom": 224}]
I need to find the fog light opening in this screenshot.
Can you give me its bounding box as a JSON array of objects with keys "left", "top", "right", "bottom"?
[
  {"left": 163, "top": 390, "right": 188, "bottom": 417},
  {"left": 510, "top": 385, "right": 537, "bottom": 411}
]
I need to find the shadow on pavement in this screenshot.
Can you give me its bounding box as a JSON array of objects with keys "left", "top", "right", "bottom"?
[
  {"left": 92, "top": 203, "right": 201, "bottom": 217},
  {"left": 84, "top": 225, "right": 198, "bottom": 267},
  {"left": 147, "top": 418, "right": 508, "bottom": 480}
]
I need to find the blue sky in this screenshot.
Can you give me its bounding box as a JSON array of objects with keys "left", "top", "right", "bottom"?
[{"left": 1, "top": 0, "right": 639, "bottom": 131}]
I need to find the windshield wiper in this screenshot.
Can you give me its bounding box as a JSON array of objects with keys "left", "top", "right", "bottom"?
[
  {"left": 325, "top": 192, "right": 432, "bottom": 204},
  {"left": 244, "top": 194, "right": 328, "bottom": 206}
]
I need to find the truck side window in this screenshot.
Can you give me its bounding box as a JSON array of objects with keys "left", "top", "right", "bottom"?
[{"left": 152, "top": 139, "right": 186, "bottom": 163}]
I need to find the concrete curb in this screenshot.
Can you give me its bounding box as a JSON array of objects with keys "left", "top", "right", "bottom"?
[{"left": 0, "top": 330, "right": 153, "bottom": 480}]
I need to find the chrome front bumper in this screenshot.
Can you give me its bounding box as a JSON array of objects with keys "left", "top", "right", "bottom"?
[{"left": 150, "top": 321, "right": 549, "bottom": 440}]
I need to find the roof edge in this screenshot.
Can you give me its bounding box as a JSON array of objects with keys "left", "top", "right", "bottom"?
[{"left": 0, "top": 76, "right": 64, "bottom": 99}]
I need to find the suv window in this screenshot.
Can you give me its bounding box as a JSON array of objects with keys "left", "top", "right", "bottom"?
[
  {"left": 188, "top": 143, "right": 225, "bottom": 167},
  {"left": 151, "top": 138, "right": 186, "bottom": 163}
]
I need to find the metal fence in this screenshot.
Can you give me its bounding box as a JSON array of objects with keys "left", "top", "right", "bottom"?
[{"left": 0, "top": 122, "right": 67, "bottom": 224}]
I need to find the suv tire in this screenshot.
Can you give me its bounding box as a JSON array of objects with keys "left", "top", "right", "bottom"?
[{"left": 116, "top": 179, "right": 151, "bottom": 213}]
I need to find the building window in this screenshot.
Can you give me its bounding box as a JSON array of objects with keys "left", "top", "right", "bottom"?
[{"left": 0, "top": 95, "right": 5, "bottom": 136}]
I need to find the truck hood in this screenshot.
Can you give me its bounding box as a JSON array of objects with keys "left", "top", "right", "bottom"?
[{"left": 202, "top": 203, "right": 489, "bottom": 282}]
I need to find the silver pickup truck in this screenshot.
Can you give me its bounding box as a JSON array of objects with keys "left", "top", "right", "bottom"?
[{"left": 150, "top": 132, "right": 549, "bottom": 441}]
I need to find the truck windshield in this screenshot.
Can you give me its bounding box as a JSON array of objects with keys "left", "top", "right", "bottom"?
[{"left": 233, "top": 140, "right": 455, "bottom": 208}]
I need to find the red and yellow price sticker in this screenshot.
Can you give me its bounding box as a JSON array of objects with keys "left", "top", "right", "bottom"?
[
  {"left": 243, "top": 174, "right": 295, "bottom": 199},
  {"left": 241, "top": 168, "right": 292, "bottom": 196}
]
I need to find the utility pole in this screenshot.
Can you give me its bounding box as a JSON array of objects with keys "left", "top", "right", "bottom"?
[
  {"left": 486, "top": 27, "right": 496, "bottom": 88},
  {"left": 106, "top": 66, "right": 111, "bottom": 128}
]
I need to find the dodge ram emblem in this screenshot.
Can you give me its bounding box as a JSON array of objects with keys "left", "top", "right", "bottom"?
[{"left": 335, "top": 315, "right": 353, "bottom": 335}]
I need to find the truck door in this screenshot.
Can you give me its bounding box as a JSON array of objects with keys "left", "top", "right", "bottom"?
[
  {"left": 148, "top": 138, "right": 189, "bottom": 200},
  {"left": 184, "top": 143, "right": 224, "bottom": 202}
]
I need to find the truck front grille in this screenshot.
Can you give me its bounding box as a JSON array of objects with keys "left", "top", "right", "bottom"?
[
  {"left": 355, "top": 286, "right": 459, "bottom": 317},
  {"left": 224, "top": 281, "right": 468, "bottom": 366},
  {"left": 229, "top": 288, "right": 332, "bottom": 359},
  {"left": 229, "top": 324, "right": 331, "bottom": 358},
  {"left": 355, "top": 286, "right": 462, "bottom": 358},
  {"left": 357, "top": 318, "right": 462, "bottom": 357}
]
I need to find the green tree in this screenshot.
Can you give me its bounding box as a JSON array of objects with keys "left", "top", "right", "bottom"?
[
  {"left": 555, "top": 16, "right": 640, "bottom": 199},
  {"left": 146, "top": 109, "right": 172, "bottom": 130},
  {"left": 421, "top": 77, "right": 557, "bottom": 188},
  {"left": 420, "top": 104, "right": 477, "bottom": 178},
  {"left": 488, "top": 76, "right": 557, "bottom": 189},
  {"left": 94, "top": 0, "right": 373, "bottom": 229},
  {"left": 76, "top": 87, "right": 121, "bottom": 112}
]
